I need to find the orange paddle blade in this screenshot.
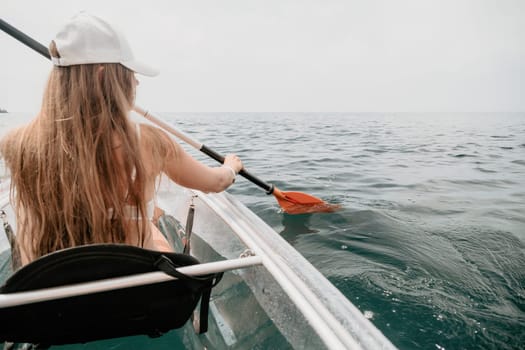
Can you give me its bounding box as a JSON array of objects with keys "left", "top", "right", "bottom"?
[{"left": 272, "top": 188, "right": 341, "bottom": 214}]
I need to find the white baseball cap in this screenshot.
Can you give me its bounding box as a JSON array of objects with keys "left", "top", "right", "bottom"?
[{"left": 51, "top": 12, "right": 158, "bottom": 77}]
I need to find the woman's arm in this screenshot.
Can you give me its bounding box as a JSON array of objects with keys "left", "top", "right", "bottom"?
[
  {"left": 166, "top": 148, "right": 242, "bottom": 193},
  {"left": 142, "top": 124, "right": 243, "bottom": 193}
]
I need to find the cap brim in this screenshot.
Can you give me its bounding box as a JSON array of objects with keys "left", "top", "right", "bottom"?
[{"left": 121, "top": 60, "right": 159, "bottom": 77}]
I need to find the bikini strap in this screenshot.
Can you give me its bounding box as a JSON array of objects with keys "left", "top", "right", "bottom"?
[{"left": 135, "top": 123, "right": 141, "bottom": 141}]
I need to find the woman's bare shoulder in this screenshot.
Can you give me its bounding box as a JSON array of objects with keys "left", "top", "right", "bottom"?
[
  {"left": 136, "top": 123, "right": 181, "bottom": 169},
  {"left": 138, "top": 122, "right": 168, "bottom": 140}
]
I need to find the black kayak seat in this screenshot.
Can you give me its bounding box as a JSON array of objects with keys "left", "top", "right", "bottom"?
[{"left": 0, "top": 244, "right": 223, "bottom": 346}]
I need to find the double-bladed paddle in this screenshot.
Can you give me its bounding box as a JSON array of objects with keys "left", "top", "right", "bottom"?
[{"left": 0, "top": 17, "right": 340, "bottom": 214}]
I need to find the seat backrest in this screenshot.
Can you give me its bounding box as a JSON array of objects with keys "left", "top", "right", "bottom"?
[{"left": 0, "top": 244, "right": 222, "bottom": 346}]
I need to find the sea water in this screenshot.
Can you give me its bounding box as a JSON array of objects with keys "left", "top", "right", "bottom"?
[{"left": 0, "top": 111, "right": 524, "bottom": 350}]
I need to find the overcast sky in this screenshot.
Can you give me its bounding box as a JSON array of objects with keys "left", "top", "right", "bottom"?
[{"left": 2, "top": 0, "right": 524, "bottom": 113}]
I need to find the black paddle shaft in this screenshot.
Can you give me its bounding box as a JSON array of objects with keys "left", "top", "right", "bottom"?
[
  {"left": 200, "top": 145, "right": 274, "bottom": 194},
  {"left": 0, "top": 18, "right": 50, "bottom": 59},
  {"left": 0, "top": 18, "right": 276, "bottom": 196}
]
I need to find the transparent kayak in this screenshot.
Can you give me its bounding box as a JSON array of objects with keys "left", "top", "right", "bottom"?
[{"left": 0, "top": 178, "right": 397, "bottom": 350}]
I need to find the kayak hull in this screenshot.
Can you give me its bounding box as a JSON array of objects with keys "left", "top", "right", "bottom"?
[{"left": 0, "top": 178, "right": 397, "bottom": 349}]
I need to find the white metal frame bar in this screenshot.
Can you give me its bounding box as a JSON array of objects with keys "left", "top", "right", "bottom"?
[{"left": 0, "top": 256, "right": 262, "bottom": 309}]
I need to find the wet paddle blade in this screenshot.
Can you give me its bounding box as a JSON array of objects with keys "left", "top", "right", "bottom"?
[{"left": 272, "top": 188, "right": 341, "bottom": 214}]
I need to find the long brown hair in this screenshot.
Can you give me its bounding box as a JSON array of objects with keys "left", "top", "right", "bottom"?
[{"left": 0, "top": 41, "right": 149, "bottom": 262}]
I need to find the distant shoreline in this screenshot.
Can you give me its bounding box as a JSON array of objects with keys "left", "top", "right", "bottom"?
[{"left": 0, "top": 108, "right": 7, "bottom": 113}]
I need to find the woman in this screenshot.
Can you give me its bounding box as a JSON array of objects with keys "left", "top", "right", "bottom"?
[{"left": 0, "top": 12, "right": 243, "bottom": 266}]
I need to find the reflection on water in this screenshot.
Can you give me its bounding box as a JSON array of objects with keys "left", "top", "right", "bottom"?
[{"left": 279, "top": 214, "right": 318, "bottom": 243}]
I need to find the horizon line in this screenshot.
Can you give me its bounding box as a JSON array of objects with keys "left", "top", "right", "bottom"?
[{"left": 2, "top": 110, "right": 524, "bottom": 115}]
